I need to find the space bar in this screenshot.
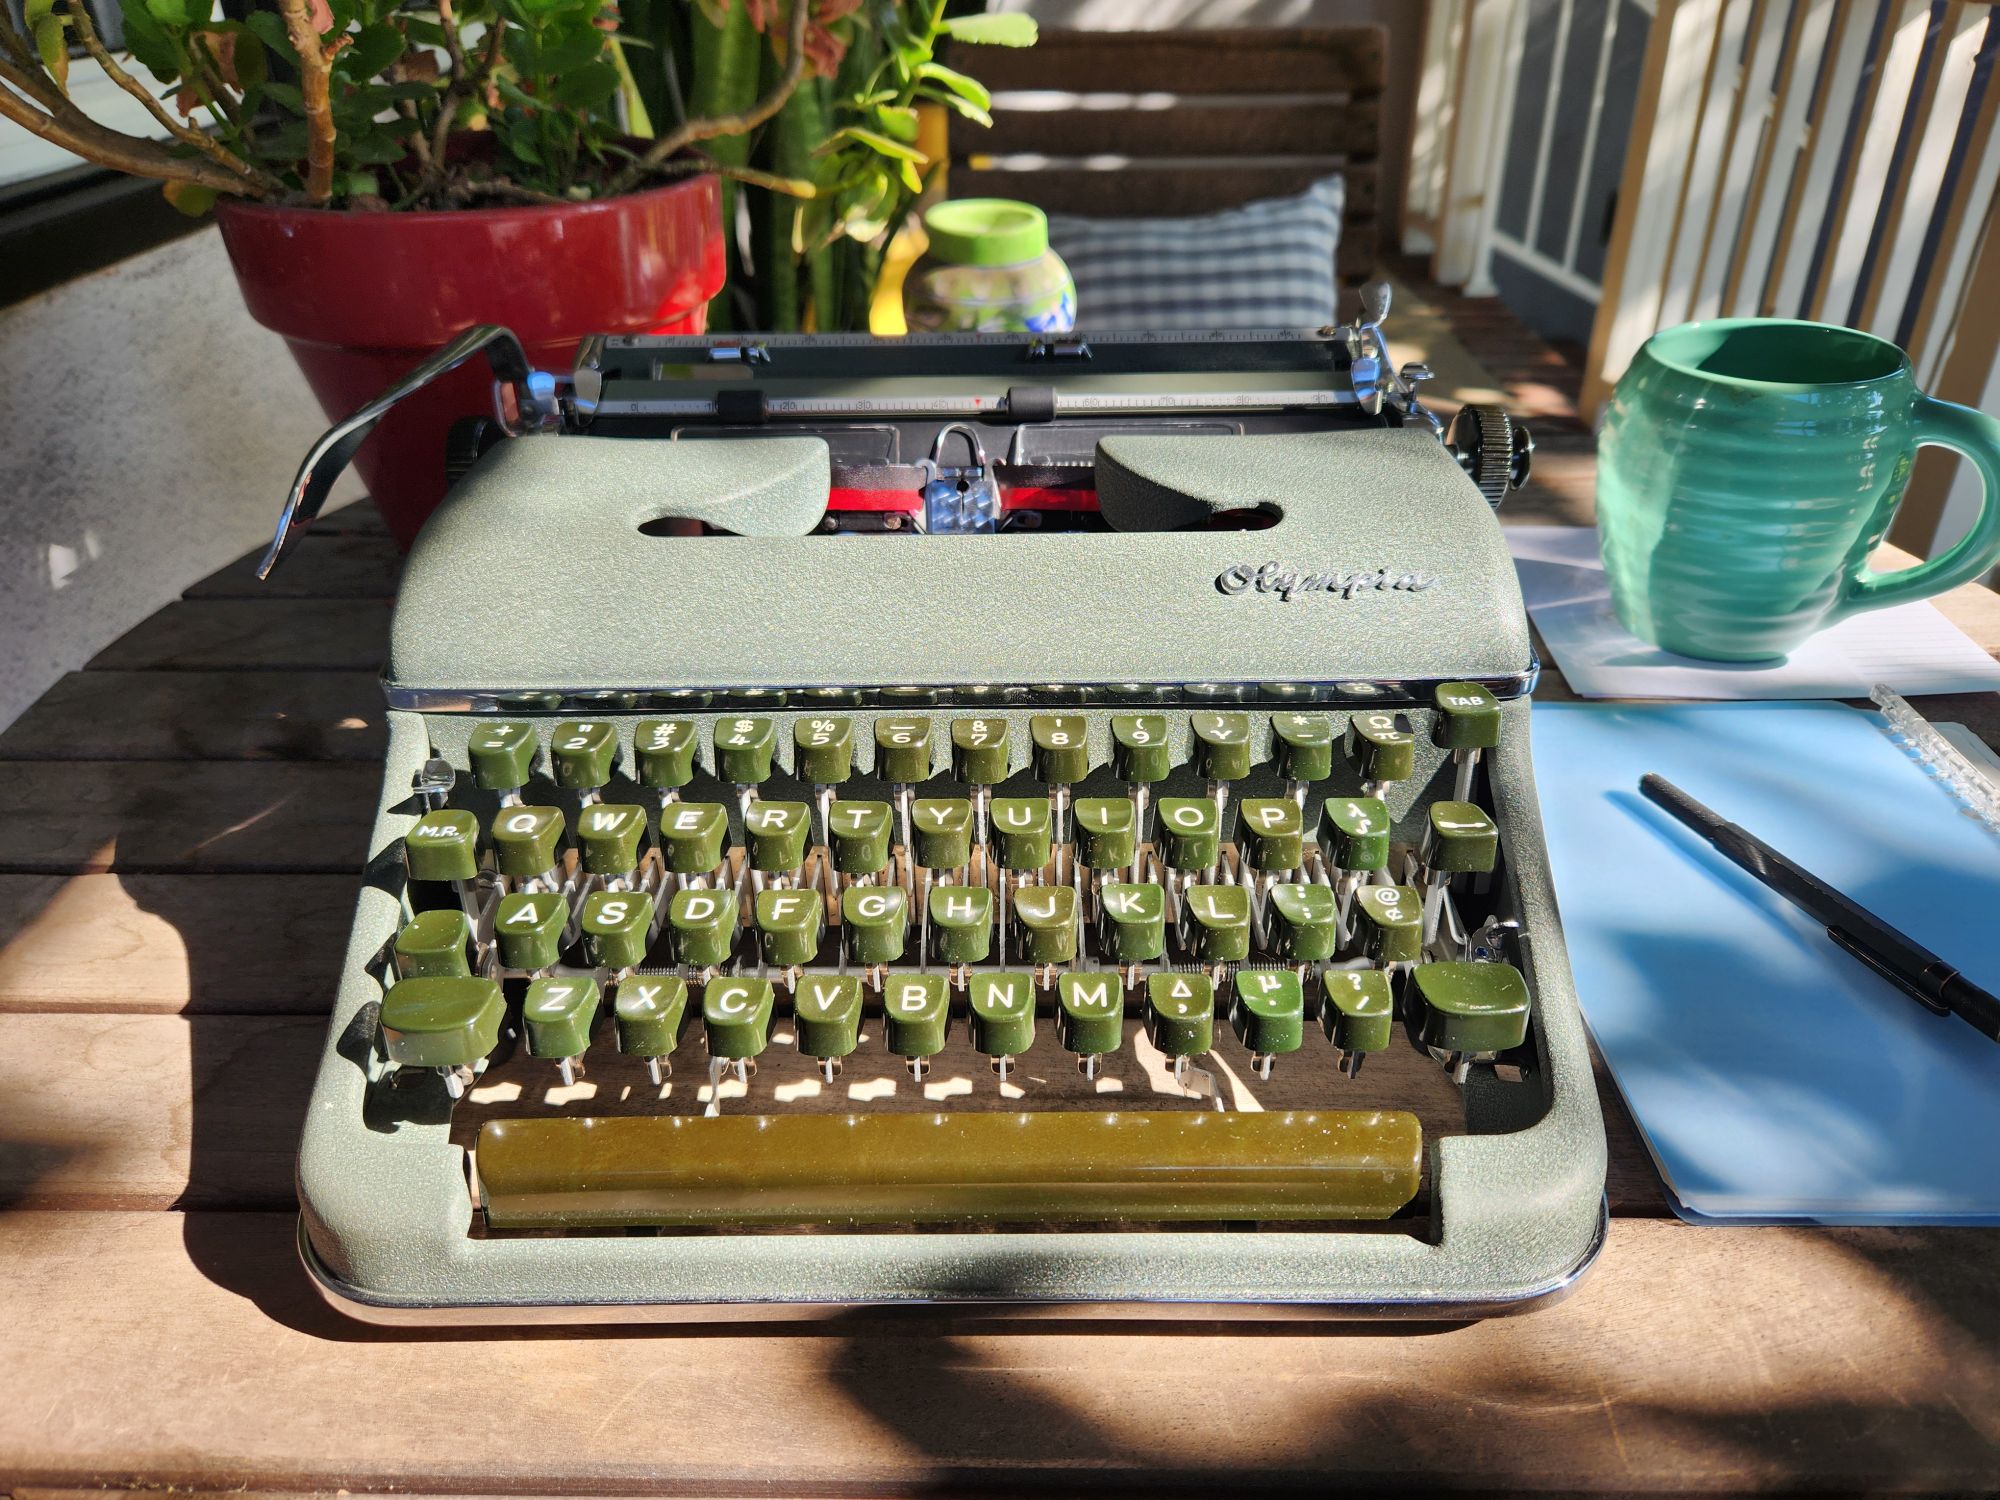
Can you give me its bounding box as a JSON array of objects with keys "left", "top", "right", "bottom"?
[{"left": 475, "top": 1110, "right": 1423, "bottom": 1227}]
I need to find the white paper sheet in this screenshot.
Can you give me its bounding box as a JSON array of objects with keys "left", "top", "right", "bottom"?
[{"left": 1507, "top": 525, "right": 2000, "bottom": 699}]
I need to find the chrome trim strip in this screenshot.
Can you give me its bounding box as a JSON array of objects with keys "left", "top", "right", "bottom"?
[{"left": 296, "top": 1196, "right": 1606, "bottom": 1327}]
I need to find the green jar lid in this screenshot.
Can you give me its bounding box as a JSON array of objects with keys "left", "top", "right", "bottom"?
[{"left": 923, "top": 198, "right": 1049, "bottom": 266}]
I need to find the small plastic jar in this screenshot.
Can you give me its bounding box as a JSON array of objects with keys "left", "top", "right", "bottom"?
[{"left": 903, "top": 198, "right": 1076, "bottom": 334}]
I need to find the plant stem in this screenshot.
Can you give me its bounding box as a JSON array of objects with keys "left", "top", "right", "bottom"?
[
  {"left": 0, "top": 65, "right": 265, "bottom": 193},
  {"left": 276, "top": 0, "right": 345, "bottom": 203}
]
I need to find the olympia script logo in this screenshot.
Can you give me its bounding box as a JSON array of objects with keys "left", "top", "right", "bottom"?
[{"left": 1215, "top": 561, "right": 1442, "bottom": 602}]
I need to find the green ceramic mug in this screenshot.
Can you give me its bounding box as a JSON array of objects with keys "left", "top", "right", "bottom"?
[{"left": 1596, "top": 318, "right": 2000, "bottom": 661}]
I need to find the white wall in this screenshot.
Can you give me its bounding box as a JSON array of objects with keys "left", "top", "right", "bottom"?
[{"left": 0, "top": 227, "right": 361, "bottom": 731}]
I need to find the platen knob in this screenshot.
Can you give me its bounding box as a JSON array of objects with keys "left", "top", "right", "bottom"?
[{"left": 1445, "top": 405, "right": 1534, "bottom": 507}]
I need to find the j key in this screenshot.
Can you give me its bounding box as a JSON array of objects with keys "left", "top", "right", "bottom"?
[
  {"left": 490, "top": 805, "right": 565, "bottom": 882},
  {"left": 494, "top": 891, "right": 567, "bottom": 972},
  {"left": 1057, "top": 971, "right": 1124, "bottom": 1072},
  {"left": 754, "top": 887, "right": 823, "bottom": 967},
  {"left": 580, "top": 890, "right": 654, "bottom": 971},
  {"left": 1322, "top": 969, "right": 1395, "bottom": 1074},
  {"left": 1145, "top": 972, "right": 1214, "bottom": 1058},
  {"left": 1345, "top": 711, "right": 1416, "bottom": 787},
  {"left": 1236, "top": 798, "right": 1303, "bottom": 872},
  {"left": 614, "top": 976, "right": 688, "bottom": 1078},
  {"left": 1354, "top": 884, "right": 1424, "bottom": 965},
  {"left": 1013, "top": 884, "right": 1079, "bottom": 965},
  {"left": 1231, "top": 970, "right": 1305, "bottom": 1072},
  {"left": 842, "top": 885, "right": 909, "bottom": 966},
  {"left": 523, "top": 975, "right": 600, "bottom": 1074},
  {"left": 928, "top": 884, "right": 994, "bottom": 964},
  {"left": 875, "top": 716, "right": 935, "bottom": 784},
  {"left": 951, "top": 716, "right": 1011, "bottom": 785},
  {"left": 795, "top": 716, "right": 855, "bottom": 785},
  {"left": 912, "top": 798, "right": 972, "bottom": 870},
  {"left": 1074, "top": 797, "right": 1137, "bottom": 871},
  {"left": 467, "top": 721, "right": 538, "bottom": 794},
  {"left": 657, "top": 802, "right": 728, "bottom": 876},
  {"left": 1099, "top": 882, "right": 1166, "bottom": 962},
  {"left": 1271, "top": 713, "right": 1336, "bottom": 783},
  {"left": 576, "top": 803, "right": 648, "bottom": 878},
  {"left": 669, "top": 887, "right": 739, "bottom": 969},
  {"left": 1322, "top": 796, "right": 1391, "bottom": 873},
  {"left": 404, "top": 809, "right": 479, "bottom": 884},
  {"left": 1182, "top": 884, "right": 1251, "bottom": 963},
  {"left": 1156, "top": 797, "right": 1221, "bottom": 871},
  {"left": 1190, "top": 712, "right": 1253, "bottom": 781},
  {"left": 1031, "top": 714, "right": 1090, "bottom": 785},
  {"left": 714, "top": 717, "right": 777, "bottom": 785},
  {"left": 1410, "top": 961, "right": 1531, "bottom": 1059},
  {"left": 380, "top": 976, "right": 506, "bottom": 1084},
  {"left": 969, "top": 972, "right": 1036, "bottom": 1073},
  {"left": 793, "top": 974, "right": 863, "bottom": 1073},
  {"left": 1111, "top": 714, "right": 1172, "bottom": 784},
  {"left": 830, "top": 800, "right": 893, "bottom": 877},
  {"left": 550, "top": 720, "right": 618, "bottom": 793},
  {"left": 744, "top": 800, "right": 812, "bottom": 873},
  {"left": 884, "top": 974, "right": 951, "bottom": 1074},
  {"left": 634, "top": 719, "right": 699, "bottom": 791},
  {"left": 703, "top": 977, "right": 775, "bottom": 1060},
  {"left": 991, "top": 797, "right": 1052, "bottom": 872},
  {"left": 1266, "top": 883, "right": 1340, "bottom": 961},
  {"left": 393, "top": 909, "right": 473, "bottom": 979}
]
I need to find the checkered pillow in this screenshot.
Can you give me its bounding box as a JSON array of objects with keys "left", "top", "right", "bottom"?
[{"left": 1046, "top": 174, "right": 1345, "bottom": 331}]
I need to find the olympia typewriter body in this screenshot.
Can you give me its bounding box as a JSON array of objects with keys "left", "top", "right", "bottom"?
[{"left": 265, "top": 288, "right": 1607, "bottom": 1323}]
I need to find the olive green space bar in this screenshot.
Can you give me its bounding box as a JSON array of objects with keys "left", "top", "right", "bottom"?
[{"left": 476, "top": 1110, "right": 1423, "bottom": 1228}]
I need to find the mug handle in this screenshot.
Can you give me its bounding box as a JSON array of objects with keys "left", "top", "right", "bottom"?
[{"left": 1835, "top": 395, "right": 2000, "bottom": 618}]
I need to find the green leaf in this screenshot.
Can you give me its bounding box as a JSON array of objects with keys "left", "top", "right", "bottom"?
[
  {"left": 823, "top": 124, "right": 923, "bottom": 162},
  {"left": 492, "top": 74, "right": 541, "bottom": 111},
  {"left": 401, "top": 16, "right": 447, "bottom": 47},
  {"left": 143, "top": 0, "right": 193, "bottom": 27},
  {"left": 243, "top": 9, "right": 297, "bottom": 65},
  {"left": 259, "top": 77, "right": 304, "bottom": 112},
  {"left": 24, "top": 0, "right": 56, "bottom": 28},
  {"left": 915, "top": 60, "right": 990, "bottom": 111},
  {"left": 940, "top": 14, "right": 1037, "bottom": 46},
  {"left": 535, "top": 21, "right": 605, "bottom": 75},
  {"left": 915, "top": 85, "right": 989, "bottom": 128},
  {"left": 897, "top": 155, "right": 922, "bottom": 193},
  {"left": 336, "top": 169, "right": 380, "bottom": 198},
  {"left": 871, "top": 103, "right": 919, "bottom": 142},
  {"left": 341, "top": 21, "right": 404, "bottom": 78},
  {"left": 551, "top": 57, "right": 618, "bottom": 109},
  {"left": 32, "top": 14, "right": 68, "bottom": 90},
  {"left": 162, "top": 180, "right": 218, "bottom": 216},
  {"left": 258, "top": 117, "right": 310, "bottom": 160},
  {"left": 118, "top": 0, "right": 180, "bottom": 78}
]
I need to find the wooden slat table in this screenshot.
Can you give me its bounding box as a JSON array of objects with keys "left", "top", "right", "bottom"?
[{"left": 3, "top": 457, "right": 1997, "bottom": 1495}]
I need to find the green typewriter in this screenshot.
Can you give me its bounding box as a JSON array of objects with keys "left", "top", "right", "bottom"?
[{"left": 263, "top": 288, "right": 1606, "bottom": 1323}]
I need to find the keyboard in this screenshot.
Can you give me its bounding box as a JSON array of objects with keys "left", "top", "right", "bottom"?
[{"left": 271, "top": 306, "right": 1607, "bottom": 1323}]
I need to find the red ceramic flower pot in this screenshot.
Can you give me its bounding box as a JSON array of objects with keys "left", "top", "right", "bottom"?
[{"left": 215, "top": 174, "right": 724, "bottom": 548}]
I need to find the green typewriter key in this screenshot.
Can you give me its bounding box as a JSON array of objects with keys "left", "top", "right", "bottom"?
[
  {"left": 393, "top": 909, "right": 472, "bottom": 980},
  {"left": 744, "top": 800, "right": 812, "bottom": 874},
  {"left": 575, "top": 803, "right": 648, "bottom": 879},
  {"left": 467, "top": 721, "right": 538, "bottom": 798},
  {"left": 714, "top": 716, "right": 777, "bottom": 786},
  {"left": 991, "top": 797, "right": 1052, "bottom": 873},
  {"left": 668, "top": 887, "right": 739, "bottom": 969},
  {"left": 927, "top": 884, "right": 993, "bottom": 965},
  {"left": 615, "top": 975, "right": 687, "bottom": 1084},
  {"left": 1230, "top": 970, "right": 1305, "bottom": 1076},
  {"left": 754, "top": 887, "right": 822, "bottom": 968},
  {"left": 1031, "top": 713, "right": 1090, "bottom": 785},
  {"left": 829, "top": 800, "right": 893, "bottom": 878},
  {"left": 1433, "top": 682, "right": 1501, "bottom": 802},
  {"left": 1156, "top": 797, "right": 1221, "bottom": 872},
  {"left": 379, "top": 976, "right": 505, "bottom": 1090},
  {"left": 1236, "top": 798, "right": 1304, "bottom": 873},
  {"left": 912, "top": 797, "right": 972, "bottom": 870},
  {"left": 842, "top": 885, "right": 909, "bottom": 967},
  {"left": 1271, "top": 713, "right": 1336, "bottom": 788},
  {"left": 702, "top": 977, "right": 775, "bottom": 1062},
  {"left": 1420, "top": 801, "right": 1499, "bottom": 947},
  {"left": 1266, "top": 883, "right": 1340, "bottom": 962},
  {"left": 1321, "top": 969, "right": 1394, "bottom": 1076},
  {"left": 875, "top": 716, "right": 935, "bottom": 785},
  {"left": 404, "top": 808, "right": 480, "bottom": 885},
  {"left": 1013, "top": 884, "right": 1079, "bottom": 965},
  {"left": 493, "top": 891, "right": 567, "bottom": 973},
  {"left": 657, "top": 801, "right": 728, "bottom": 877},
  {"left": 1145, "top": 972, "right": 1215, "bottom": 1066},
  {"left": 884, "top": 973, "right": 951, "bottom": 1079},
  {"left": 550, "top": 720, "right": 618, "bottom": 797},
  {"left": 1355, "top": 884, "right": 1424, "bottom": 966},
  {"left": 1410, "top": 961, "right": 1531, "bottom": 1075},
  {"left": 1110, "top": 714, "right": 1173, "bottom": 785},
  {"left": 1182, "top": 884, "right": 1252, "bottom": 963},
  {"left": 950, "top": 716, "right": 1011, "bottom": 786},
  {"left": 794, "top": 715, "right": 855, "bottom": 785},
  {"left": 490, "top": 805, "right": 565, "bottom": 886},
  {"left": 792, "top": 974, "right": 863, "bottom": 1079},
  {"left": 968, "top": 972, "right": 1036, "bottom": 1078},
  {"left": 1073, "top": 797, "right": 1136, "bottom": 872},
  {"left": 1057, "top": 971, "right": 1124, "bottom": 1077},
  {"left": 1345, "top": 710, "right": 1416, "bottom": 790},
  {"left": 1190, "top": 712, "right": 1253, "bottom": 781},
  {"left": 523, "top": 975, "right": 600, "bottom": 1082},
  {"left": 1322, "top": 796, "right": 1391, "bottom": 874},
  {"left": 580, "top": 889, "right": 654, "bottom": 972},
  {"left": 1098, "top": 882, "right": 1166, "bottom": 963},
  {"left": 633, "top": 719, "right": 699, "bottom": 794}
]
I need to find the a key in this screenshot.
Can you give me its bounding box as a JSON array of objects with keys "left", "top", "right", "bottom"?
[
  {"left": 1271, "top": 713, "right": 1335, "bottom": 798},
  {"left": 1433, "top": 682, "right": 1501, "bottom": 802},
  {"left": 634, "top": 719, "right": 699, "bottom": 799},
  {"left": 1145, "top": 973, "right": 1215, "bottom": 1073},
  {"left": 1419, "top": 800, "right": 1499, "bottom": 946},
  {"left": 968, "top": 972, "right": 1035, "bottom": 1079},
  {"left": 1409, "top": 960, "right": 1531, "bottom": 1079},
  {"left": 467, "top": 720, "right": 538, "bottom": 800},
  {"left": 550, "top": 720, "right": 618, "bottom": 798},
  {"left": 714, "top": 716, "right": 777, "bottom": 787},
  {"left": 1236, "top": 798, "right": 1303, "bottom": 874},
  {"left": 668, "top": 887, "right": 739, "bottom": 969},
  {"left": 1354, "top": 883, "right": 1424, "bottom": 966},
  {"left": 1013, "top": 884, "right": 1079, "bottom": 965},
  {"left": 1345, "top": 710, "right": 1416, "bottom": 793},
  {"left": 792, "top": 974, "right": 862, "bottom": 1079},
  {"left": 795, "top": 715, "right": 855, "bottom": 786},
  {"left": 912, "top": 798, "right": 972, "bottom": 871},
  {"left": 928, "top": 884, "right": 994, "bottom": 965},
  {"left": 580, "top": 889, "right": 655, "bottom": 972},
  {"left": 1230, "top": 969, "right": 1304, "bottom": 1077},
  {"left": 950, "top": 715, "right": 1011, "bottom": 786},
  {"left": 1057, "top": 971, "right": 1124, "bottom": 1077},
  {"left": 523, "top": 975, "right": 600, "bottom": 1082},
  {"left": 1099, "top": 881, "right": 1166, "bottom": 963},
  {"left": 875, "top": 716, "right": 935, "bottom": 785},
  {"left": 1074, "top": 797, "right": 1136, "bottom": 873},
  {"left": 393, "top": 909, "right": 472, "bottom": 979},
  {"left": 490, "top": 804, "right": 565, "bottom": 886},
  {"left": 1182, "top": 883, "right": 1251, "bottom": 963},
  {"left": 657, "top": 801, "right": 728, "bottom": 878},
  {"left": 830, "top": 800, "right": 893, "bottom": 879},
  {"left": 1266, "top": 883, "right": 1340, "bottom": 961},
  {"left": 884, "top": 973, "right": 951, "bottom": 1079},
  {"left": 615, "top": 975, "right": 687, "bottom": 1084},
  {"left": 494, "top": 891, "right": 567, "bottom": 973},
  {"left": 703, "top": 976, "right": 775, "bottom": 1059},
  {"left": 1321, "top": 969, "right": 1394, "bottom": 1076},
  {"left": 404, "top": 808, "right": 480, "bottom": 885},
  {"left": 991, "top": 796, "right": 1052, "bottom": 873},
  {"left": 575, "top": 803, "right": 648, "bottom": 880},
  {"left": 379, "top": 975, "right": 505, "bottom": 1094},
  {"left": 754, "top": 887, "right": 823, "bottom": 968},
  {"left": 842, "top": 885, "right": 909, "bottom": 967},
  {"left": 744, "top": 800, "right": 812, "bottom": 875}
]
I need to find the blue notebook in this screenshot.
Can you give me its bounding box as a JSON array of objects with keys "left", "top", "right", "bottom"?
[{"left": 1532, "top": 701, "right": 2000, "bottom": 1224}]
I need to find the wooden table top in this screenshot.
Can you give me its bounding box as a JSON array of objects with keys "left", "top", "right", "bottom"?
[{"left": 3, "top": 434, "right": 1997, "bottom": 1495}]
